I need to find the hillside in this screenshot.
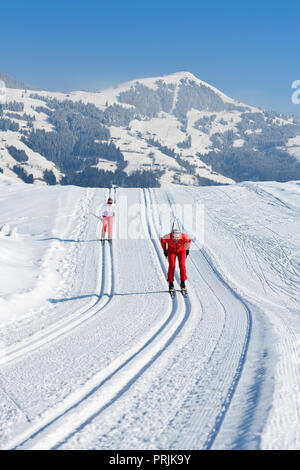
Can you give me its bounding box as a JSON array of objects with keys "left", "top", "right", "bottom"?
[{"left": 1, "top": 72, "right": 300, "bottom": 186}]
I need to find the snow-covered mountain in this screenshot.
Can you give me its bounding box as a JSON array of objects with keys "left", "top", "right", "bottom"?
[
  {"left": 1, "top": 71, "right": 300, "bottom": 186},
  {"left": 0, "top": 173, "right": 299, "bottom": 449}
]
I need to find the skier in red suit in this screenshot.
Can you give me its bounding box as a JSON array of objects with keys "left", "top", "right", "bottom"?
[{"left": 160, "top": 228, "right": 191, "bottom": 292}]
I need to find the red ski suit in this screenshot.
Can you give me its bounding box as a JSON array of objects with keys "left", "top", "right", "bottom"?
[
  {"left": 160, "top": 233, "right": 191, "bottom": 282},
  {"left": 101, "top": 216, "right": 113, "bottom": 239}
]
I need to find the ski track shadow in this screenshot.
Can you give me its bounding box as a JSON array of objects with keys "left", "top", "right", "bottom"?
[
  {"left": 48, "top": 290, "right": 168, "bottom": 303},
  {"left": 40, "top": 237, "right": 100, "bottom": 243},
  {"left": 113, "top": 290, "right": 167, "bottom": 296},
  {"left": 48, "top": 294, "right": 101, "bottom": 303}
]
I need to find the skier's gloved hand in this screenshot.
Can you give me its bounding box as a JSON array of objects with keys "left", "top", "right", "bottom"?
[
  {"left": 186, "top": 249, "right": 189, "bottom": 257},
  {"left": 164, "top": 249, "right": 168, "bottom": 258}
]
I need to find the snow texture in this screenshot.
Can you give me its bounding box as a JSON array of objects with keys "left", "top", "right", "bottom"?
[{"left": 0, "top": 174, "right": 299, "bottom": 450}]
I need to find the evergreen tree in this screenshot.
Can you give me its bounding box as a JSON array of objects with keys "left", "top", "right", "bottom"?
[
  {"left": 12, "top": 165, "right": 34, "bottom": 183},
  {"left": 43, "top": 169, "right": 56, "bottom": 185}
]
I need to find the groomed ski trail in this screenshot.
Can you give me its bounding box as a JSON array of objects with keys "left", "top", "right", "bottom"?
[
  {"left": 179, "top": 183, "right": 300, "bottom": 449},
  {"left": 147, "top": 188, "right": 252, "bottom": 449},
  {"left": 0, "top": 189, "right": 114, "bottom": 366},
  {"left": 56, "top": 189, "right": 253, "bottom": 450},
  {"left": 2, "top": 185, "right": 295, "bottom": 450},
  {"left": 3, "top": 188, "right": 195, "bottom": 450}
]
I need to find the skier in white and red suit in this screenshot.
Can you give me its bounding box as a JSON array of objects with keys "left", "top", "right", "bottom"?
[{"left": 100, "top": 197, "right": 116, "bottom": 241}]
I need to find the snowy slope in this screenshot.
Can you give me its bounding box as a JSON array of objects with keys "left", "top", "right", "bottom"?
[
  {"left": 0, "top": 75, "right": 237, "bottom": 185},
  {"left": 0, "top": 88, "right": 61, "bottom": 183},
  {"left": 0, "top": 174, "right": 299, "bottom": 450}
]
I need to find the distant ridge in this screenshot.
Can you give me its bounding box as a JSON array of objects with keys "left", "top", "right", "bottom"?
[
  {"left": 0, "top": 73, "right": 43, "bottom": 91},
  {"left": 1, "top": 71, "right": 300, "bottom": 186}
]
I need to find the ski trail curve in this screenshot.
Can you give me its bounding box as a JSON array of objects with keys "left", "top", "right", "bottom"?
[
  {"left": 161, "top": 188, "right": 252, "bottom": 449},
  {"left": 3, "top": 188, "right": 192, "bottom": 450},
  {"left": 0, "top": 189, "right": 114, "bottom": 366}
]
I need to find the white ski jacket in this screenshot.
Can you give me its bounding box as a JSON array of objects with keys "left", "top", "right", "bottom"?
[{"left": 100, "top": 203, "right": 116, "bottom": 217}]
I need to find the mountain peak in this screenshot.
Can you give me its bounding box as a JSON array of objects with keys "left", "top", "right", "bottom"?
[
  {"left": 153, "top": 71, "right": 198, "bottom": 82},
  {"left": 122, "top": 71, "right": 200, "bottom": 88},
  {"left": 103, "top": 71, "right": 240, "bottom": 111}
]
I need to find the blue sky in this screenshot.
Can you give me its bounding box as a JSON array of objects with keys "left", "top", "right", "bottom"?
[{"left": 1, "top": 0, "right": 300, "bottom": 115}]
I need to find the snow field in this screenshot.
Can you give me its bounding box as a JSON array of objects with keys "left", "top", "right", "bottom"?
[{"left": 0, "top": 176, "right": 299, "bottom": 449}]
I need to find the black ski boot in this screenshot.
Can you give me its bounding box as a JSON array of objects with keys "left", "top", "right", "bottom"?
[
  {"left": 169, "top": 282, "right": 174, "bottom": 291},
  {"left": 169, "top": 282, "right": 175, "bottom": 299},
  {"left": 169, "top": 282, "right": 175, "bottom": 297},
  {"left": 180, "top": 281, "right": 187, "bottom": 297}
]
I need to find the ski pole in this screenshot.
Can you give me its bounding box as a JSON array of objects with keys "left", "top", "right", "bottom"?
[{"left": 89, "top": 212, "right": 103, "bottom": 222}]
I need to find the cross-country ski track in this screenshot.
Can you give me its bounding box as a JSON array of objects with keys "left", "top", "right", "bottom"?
[{"left": 0, "top": 179, "right": 299, "bottom": 450}]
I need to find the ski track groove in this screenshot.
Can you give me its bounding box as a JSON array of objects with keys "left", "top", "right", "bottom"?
[
  {"left": 4, "top": 187, "right": 191, "bottom": 450},
  {"left": 243, "top": 182, "right": 300, "bottom": 215},
  {"left": 49, "top": 188, "right": 192, "bottom": 449},
  {"left": 4, "top": 237, "right": 113, "bottom": 450},
  {"left": 184, "top": 185, "right": 300, "bottom": 449},
  {"left": 199, "top": 249, "right": 252, "bottom": 449},
  {"left": 0, "top": 188, "right": 117, "bottom": 448},
  {"left": 164, "top": 188, "right": 252, "bottom": 449},
  {"left": 1, "top": 183, "right": 298, "bottom": 450},
  {"left": 212, "top": 186, "right": 299, "bottom": 302},
  {"left": 1, "top": 184, "right": 298, "bottom": 449},
  {"left": 192, "top": 185, "right": 299, "bottom": 307},
  {"left": 0, "top": 189, "right": 113, "bottom": 367}
]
